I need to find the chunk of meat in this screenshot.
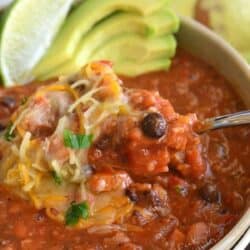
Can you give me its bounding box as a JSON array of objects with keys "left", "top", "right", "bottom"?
[
  {"left": 103, "top": 232, "right": 130, "bottom": 247},
  {"left": 20, "top": 91, "right": 73, "bottom": 137},
  {"left": 128, "top": 90, "right": 177, "bottom": 121},
  {"left": 89, "top": 89, "right": 204, "bottom": 179},
  {"left": 167, "top": 114, "right": 197, "bottom": 150},
  {"left": 130, "top": 209, "right": 155, "bottom": 226},
  {"left": 128, "top": 89, "right": 158, "bottom": 110},
  {"left": 168, "top": 229, "right": 185, "bottom": 250},
  {"left": 120, "top": 243, "right": 143, "bottom": 250},
  {"left": 148, "top": 184, "right": 169, "bottom": 215},
  {"left": 45, "top": 134, "right": 70, "bottom": 165},
  {"left": 127, "top": 183, "right": 170, "bottom": 221},
  {"left": 21, "top": 96, "right": 55, "bottom": 137},
  {"left": 186, "top": 144, "right": 205, "bottom": 179},
  {"left": 125, "top": 127, "right": 170, "bottom": 176},
  {"left": 150, "top": 216, "right": 178, "bottom": 241},
  {"left": 186, "top": 222, "right": 209, "bottom": 248}
]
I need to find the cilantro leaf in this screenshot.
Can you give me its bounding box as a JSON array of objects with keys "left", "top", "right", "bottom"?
[
  {"left": 51, "top": 170, "right": 62, "bottom": 185},
  {"left": 175, "top": 185, "right": 188, "bottom": 196},
  {"left": 63, "top": 130, "right": 93, "bottom": 149},
  {"left": 20, "top": 96, "right": 28, "bottom": 105},
  {"left": 65, "top": 202, "right": 89, "bottom": 226},
  {"left": 4, "top": 123, "right": 15, "bottom": 141}
]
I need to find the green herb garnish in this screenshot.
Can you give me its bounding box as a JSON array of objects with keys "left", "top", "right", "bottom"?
[
  {"left": 63, "top": 130, "right": 93, "bottom": 149},
  {"left": 175, "top": 185, "right": 187, "bottom": 196},
  {"left": 65, "top": 202, "right": 89, "bottom": 226},
  {"left": 20, "top": 96, "right": 28, "bottom": 105},
  {"left": 4, "top": 123, "right": 15, "bottom": 141},
  {"left": 51, "top": 170, "right": 62, "bottom": 185}
]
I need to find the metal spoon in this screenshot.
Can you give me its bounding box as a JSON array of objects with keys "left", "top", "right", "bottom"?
[{"left": 195, "top": 110, "right": 250, "bottom": 133}]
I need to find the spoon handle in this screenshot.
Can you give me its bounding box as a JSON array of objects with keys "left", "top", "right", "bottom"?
[{"left": 196, "top": 110, "right": 250, "bottom": 133}]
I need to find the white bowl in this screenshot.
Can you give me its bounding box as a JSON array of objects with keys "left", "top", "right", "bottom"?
[{"left": 177, "top": 17, "right": 250, "bottom": 250}]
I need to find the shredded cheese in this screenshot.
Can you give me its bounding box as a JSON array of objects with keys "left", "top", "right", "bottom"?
[
  {"left": 0, "top": 61, "right": 135, "bottom": 227},
  {"left": 19, "top": 132, "right": 31, "bottom": 161}
]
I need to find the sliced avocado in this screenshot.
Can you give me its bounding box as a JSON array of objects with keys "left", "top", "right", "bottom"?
[
  {"left": 115, "top": 58, "right": 171, "bottom": 77},
  {"left": 41, "top": 34, "right": 176, "bottom": 79},
  {"left": 147, "top": 8, "right": 179, "bottom": 35},
  {"left": 35, "top": 9, "right": 179, "bottom": 78},
  {"left": 91, "top": 34, "right": 176, "bottom": 62},
  {"left": 34, "top": 0, "right": 169, "bottom": 76}
]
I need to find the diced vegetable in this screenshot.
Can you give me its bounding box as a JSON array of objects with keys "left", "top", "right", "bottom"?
[
  {"left": 63, "top": 129, "right": 93, "bottom": 149},
  {"left": 65, "top": 202, "right": 89, "bottom": 226},
  {"left": 51, "top": 170, "right": 62, "bottom": 185},
  {"left": 4, "top": 122, "right": 14, "bottom": 141}
]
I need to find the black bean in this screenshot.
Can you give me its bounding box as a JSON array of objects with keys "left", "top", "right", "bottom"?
[
  {"left": 199, "top": 183, "right": 220, "bottom": 203},
  {"left": 0, "top": 96, "right": 16, "bottom": 109},
  {"left": 83, "top": 164, "right": 95, "bottom": 177},
  {"left": 141, "top": 112, "right": 167, "bottom": 138},
  {"left": 34, "top": 211, "right": 45, "bottom": 222},
  {"left": 125, "top": 188, "right": 138, "bottom": 202},
  {"left": 0, "top": 124, "right": 6, "bottom": 131}
]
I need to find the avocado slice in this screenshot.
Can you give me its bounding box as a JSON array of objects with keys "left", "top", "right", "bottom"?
[
  {"left": 41, "top": 34, "right": 176, "bottom": 79},
  {"left": 115, "top": 58, "right": 171, "bottom": 77},
  {"left": 34, "top": 0, "right": 169, "bottom": 76},
  {"left": 91, "top": 34, "right": 176, "bottom": 62},
  {"left": 35, "top": 9, "right": 179, "bottom": 78}
]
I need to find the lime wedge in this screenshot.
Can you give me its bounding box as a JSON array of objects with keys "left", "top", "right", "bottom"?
[
  {"left": 0, "top": 0, "right": 73, "bottom": 86},
  {"left": 0, "top": 0, "right": 13, "bottom": 11}
]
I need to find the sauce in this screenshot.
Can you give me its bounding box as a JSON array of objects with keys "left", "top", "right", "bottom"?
[{"left": 0, "top": 50, "right": 249, "bottom": 250}]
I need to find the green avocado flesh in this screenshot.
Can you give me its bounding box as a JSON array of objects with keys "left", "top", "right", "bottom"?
[
  {"left": 91, "top": 35, "right": 176, "bottom": 61},
  {"left": 34, "top": 0, "right": 171, "bottom": 76},
  {"left": 39, "top": 8, "right": 178, "bottom": 78},
  {"left": 43, "top": 34, "right": 176, "bottom": 79},
  {"left": 33, "top": 0, "right": 179, "bottom": 80},
  {"left": 115, "top": 58, "right": 171, "bottom": 77}
]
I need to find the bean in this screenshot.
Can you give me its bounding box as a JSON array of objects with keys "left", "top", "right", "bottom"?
[
  {"left": 0, "top": 123, "right": 6, "bottom": 131},
  {"left": 0, "top": 96, "right": 16, "bottom": 109},
  {"left": 199, "top": 183, "right": 220, "bottom": 203},
  {"left": 125, "top": 188, "right": 138, "bottom": 202},
  {"left": 141, "top": 112, "right": 167, "bottom": 138}
]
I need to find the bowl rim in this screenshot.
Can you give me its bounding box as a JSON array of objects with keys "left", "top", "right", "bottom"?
[
  {"left": 177, "top": 17, "right": 250, "bottom": 250},
  {"left": 177, "top": 16, "right": 250, "bottom": 108},
  {"left": 178, "top": 16, "right": 250, "bottom": 75}
]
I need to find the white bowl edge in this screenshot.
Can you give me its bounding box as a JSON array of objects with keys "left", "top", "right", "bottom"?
[{"left": 177, "top": 17, "right": 250, "bottom": 250}]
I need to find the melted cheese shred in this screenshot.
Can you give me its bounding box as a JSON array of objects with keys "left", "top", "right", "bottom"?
[{"left": 0, "top": 61, "right": 134, "bottom": 227}]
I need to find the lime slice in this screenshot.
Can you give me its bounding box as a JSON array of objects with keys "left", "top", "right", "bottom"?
[
  {"left": 0, "top": 0, "right": 13, "bottom": 11},
  {"left": 0, "top": 0, "right": 73, "bottom": 86}
]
